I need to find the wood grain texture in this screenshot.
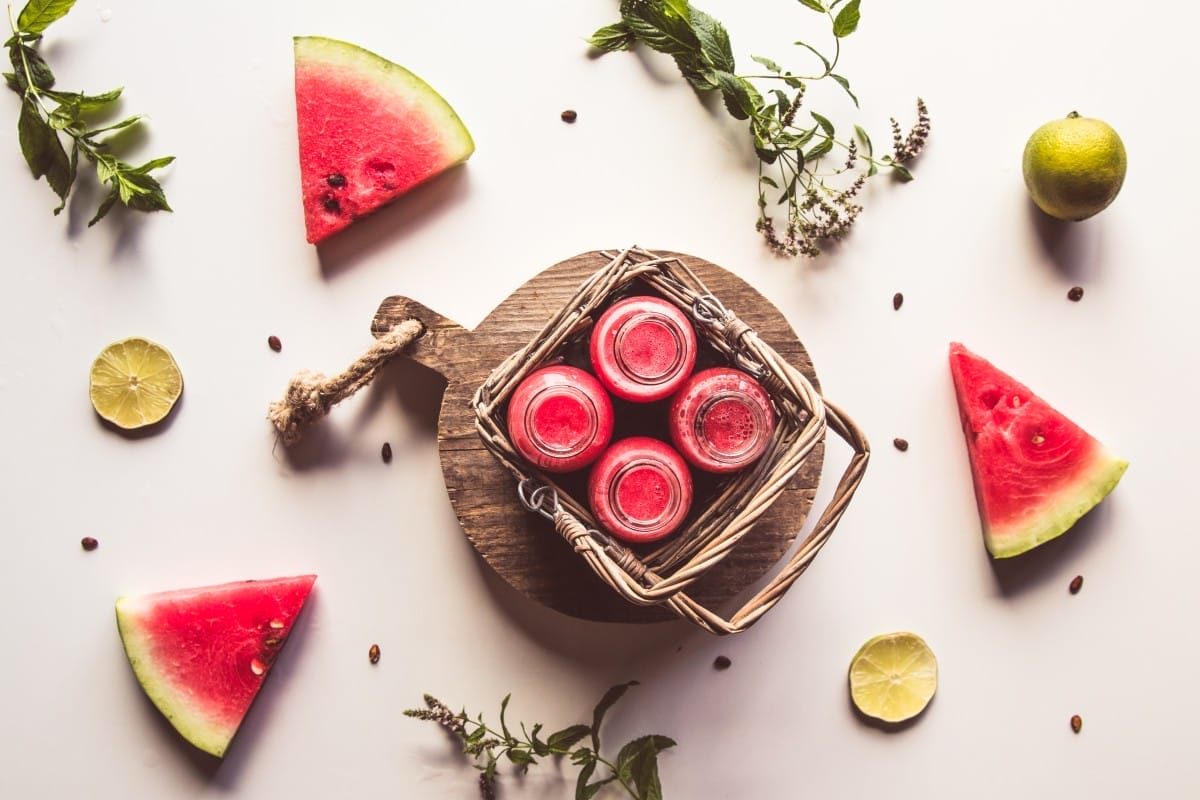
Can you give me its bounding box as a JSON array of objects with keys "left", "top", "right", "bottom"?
[{"left": 372, "top": 250, "right": 825, "bottom": 623}]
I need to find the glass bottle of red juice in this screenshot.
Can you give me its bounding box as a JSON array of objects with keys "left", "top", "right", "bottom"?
[
  {"left": 588, "top": 436, "right": 693, "bottom": 543},
  {"left": 507, "top": 365, "right": 614, "bottom": 473},
  {"left": 590, "top": 296, "right": 697, "bottom": 403},
  {"left": 668, "top": 367, "right": 775, "bottom": 474}
]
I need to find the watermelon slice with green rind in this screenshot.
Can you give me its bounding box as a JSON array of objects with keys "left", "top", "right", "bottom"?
[
  {"left": 115, "top": 575, "right": 316, "bottom": 757},
  {"left": 293, "top": 36, "right": 475, "bottom": 244},
  {"left": 949, "top": 343, "right": 1127, "bottom": 558}
]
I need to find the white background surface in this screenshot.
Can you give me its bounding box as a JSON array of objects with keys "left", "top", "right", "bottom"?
[{"left": 2, "top": 1, "right": 1196, "bottom": 797}]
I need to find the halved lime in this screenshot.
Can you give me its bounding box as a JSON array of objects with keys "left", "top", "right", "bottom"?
[
  {"left": 848, "top": 632, "right": 938, "bottom": 723},
  {"left": 89, "top": 337, "right": 183, "bottom": 429}
]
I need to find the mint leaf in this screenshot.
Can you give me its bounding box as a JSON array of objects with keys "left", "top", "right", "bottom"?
[
  {"left": 793, "top": 40, "right": 832, "bottom": 74},
  {"left": 17, "top": 94, "right": 58, "bottom": 176},
  {"left": 690, "top": 7, "right": 735, "bottom": 73},
  {"left": 77, "top": 87, "right": 122, "bottom": 112},
  {"left": 590, "top": 681, "right": 637, "bottom": 750},
  {"left": 588, "top": 22, "right": 635, "bottom": 52},
  {"left": 17, "top": 0, "right": 77, "bottom": 36},
  {"left": 805, "top": 137, "right": 834, "bottom": 160},
  {"left": 616, "top": 735, "right": 676, "bottom": 800},
  {"left": 830, "top": 73, "right": 858, "bottom": 106},
  {"left": 798, "top": 0, "right": 827, "bottom": 12},
  {"left": 10, "top": 43, "right": 55, "bottom": 89},
  {"left": 854, "top": 123, "right": 873, "bottom": 156},
  {"left": 87, "top": 190, "right": 117, "bottom": 226},
  {"left": 127, "top": 155, "right": 174, "bottom": 175},
  {"left": 714, "top": 70, "right": 759, "bottom": 120},
  {"left": 810, "top": 110, "right": 834, "bottom": 136},
  {"left": 547, "top": 724, "right": 591, "bottom": 751},
  {"left": 752, "top": 54, "right": 782, "bottom": 74},
  {"left": 833, "top": 0, "right": 861, "bottom": 37}
]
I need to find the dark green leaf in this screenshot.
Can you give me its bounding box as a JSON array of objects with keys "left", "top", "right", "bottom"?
[
  {"left": 464, "top": 725, "right": 486, "bottom": 744},
  {"left": 829, "top": 73, "right": 858, "bottom": 107},
  {"left": 87, "top": 190, "right": 117, "bottom": 226},
  {"left": 4, "top": 70, "right": 23, "bottom": 93},
  {"left": 755, "top": 146, "right": 779, "bottom": 165},
  {"left": 690, "top": 8, "right": 734, "bottom": 73},
  {"left": 569, "top": 746, "right": 594, "bottom": 766},
  {"left": 574, "top": 760, "right": 600, "bottom": 800},
  {"left": 805, "top": 137, "right": 834, "bottom": 160},
  {"left": 891, "top": 162, "right": 914, "bottom": 181},
  {"left": 797, "top": 0, "right": 827, "bottom": 12},
  {"left": 621, "top": 3, "right": 710, "bottom": 89},
  {"left": 11, "top": 44, "right": 55, "bottom": 89},
  {"left": 547, "top": 724, "right": 591, "bottom": 752},
  {"left": 616, "top": 735, "right": 676, "bottom": 800},
  {"left": 85, "top": 113, "right": 142, "bottom": 137},
  {"left": 759, "top": 175, "right": 780, "bottom": 189},
  {"left": 499, "top": 694, "right": 513, "bottom": 740},
  {"left": 17, "top": 94, "right": 57, "bottom": 177},
  {"left": 588, "top": 22, "right": 635, "bottom": 52},
  {"left": 714, "top": 70, "right": 758, "bottom": 120},
  {"left": 591, "top": 682, "right": 637, "bottom": 750},
  {"left": 810, "top": 111, "right": 834, "bottom": 136},
  {"left": 17, "top": 0, "right": 77, "bottom": 36},
  {"left": 833, "top": 0, "right": 861, "bottom": 37},
  {"left": 77, "top": 86, "right": 122, "bottom": 112},
  {"left": 782, "top": 73, "right": 804, "bottom": 89},
  {"left": 751, "top": 55, "right": 782, "bottom": 74},
  {"left": 48, "top": 98, "right": 79, "bottom": 129},
  {"left": 505, "top": 748, "right": 534, "bottom": 768},
  {"left": 119, "top": 170, "right": 171, "bottom": 212},
  {"left": 854, "top": 124, "right": 873, "bottom": 156},
  {"left": 793, "top": 40, "right": 831, "bottom": 75}
]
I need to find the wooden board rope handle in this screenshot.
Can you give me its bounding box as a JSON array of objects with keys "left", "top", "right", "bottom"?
[{"left": 267, "top": 319, "right": 424, "bottom": 445}]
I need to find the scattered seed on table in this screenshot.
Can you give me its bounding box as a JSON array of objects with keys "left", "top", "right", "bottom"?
[
  {"left": 893, "top": 292, "right": 904, "bottom": 310},
  {"left": 893, "top": 437, "right": 909, "bottom": 452},
  {"left": 713, "top": 655, "right": 732, "bottom": 670},
  {"left": 560, "top": 109, "right": 578, "bottom": 123},
  {"left": 267, "top": 335, "right": 282, "bottom": 352},
  {"left": 369, "top": 644, "right": 381, "bottom": 664},
  {"left": 1068, "top": 286, "right": 1084, "bottom": 302},
  {"left": 80, "top": 536, "right": 99, "bottom": 551},
  {"left": 381, "top": 442, "right": 393, "bottom": 463},
  {"left": 1070, "top": 714, "right": 1082, "bottom": 734},
  {"left": 1069, "top": 575, "right": 1083, "bottom": 594}
]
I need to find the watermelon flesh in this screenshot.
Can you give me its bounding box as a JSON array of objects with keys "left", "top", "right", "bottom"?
[
  {"left": 115, "top": 575, "right": 316, "bottom": 757},
  {"left": 293, "top": 36, "right": 474, "bottom": 244},
  {"left": 948, "top": 343, "right": 1127, "bottom": 558}
]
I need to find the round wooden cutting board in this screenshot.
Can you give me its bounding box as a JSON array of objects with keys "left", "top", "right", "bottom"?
[{"left": 372, "top": 250, "right": 825, "bottom": 623}]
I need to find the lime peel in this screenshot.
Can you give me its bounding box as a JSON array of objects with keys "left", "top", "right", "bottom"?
[
  {"left": 89, "top": 337, "right": 183, "bottom": 429},
  {"left": 848, "top": 631, "right": 938, "bottom": 724}
]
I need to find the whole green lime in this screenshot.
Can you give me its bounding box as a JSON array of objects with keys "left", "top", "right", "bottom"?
[{"left": 1022, "top": 112, "right": 1127, "bottom": 221}]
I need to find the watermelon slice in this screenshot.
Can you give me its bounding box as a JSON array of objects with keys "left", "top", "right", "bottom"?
[
  {"left": 949, "top": 343, "right": 1127, "bottom": 558},
  {"left": 115, "top": 575, "right": 316, "bottom": 757},
  {"left": 293, "top": 36, "right": 475, "bottom": 244}
]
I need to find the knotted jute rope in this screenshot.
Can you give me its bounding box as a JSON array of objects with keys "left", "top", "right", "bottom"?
[{"left": 267, "top": 319, "right": 423, "bottom": 445}]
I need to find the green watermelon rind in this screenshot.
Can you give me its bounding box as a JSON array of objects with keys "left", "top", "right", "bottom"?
[
  {"left": 116, "top": 593, "right": 237, "bottom": 758},
  {"left": 293, "top": 35, "right": 475, "bottom": 157},
  {"left": 983, "top": 448, "right": 1128, "bottom": 558}
]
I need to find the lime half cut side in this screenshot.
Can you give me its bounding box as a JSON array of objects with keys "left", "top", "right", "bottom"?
[
  {"left": 848, "top": 631, "right": 938, "bottom": 724},
  {"left": 89, "top": 337, "right": 183, "bottom": 429}
]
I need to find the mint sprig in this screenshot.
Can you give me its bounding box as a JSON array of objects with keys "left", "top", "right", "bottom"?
[
  {"left": 590, "top": 0, "right": 929, "bottom": 258},
  {"left": 4, "top": 0, "right": 173, "bottom": 226},
  {"left": 406, "top": 682, "right": 676, "bottom": 800}
]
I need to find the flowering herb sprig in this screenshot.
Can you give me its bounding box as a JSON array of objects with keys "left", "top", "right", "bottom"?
[
  {"left": 589, "top": 0, "right": 929, "bottom": 258},
  {"left": 406, "top": 682, "right": 676, "bottom": 800},
  {"left": 4, "top": 0, "right": 173, "bottom": 225}
]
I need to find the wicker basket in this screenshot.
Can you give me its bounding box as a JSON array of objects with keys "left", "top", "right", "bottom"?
[{"left": 471, "top": 247, "right": 869, "bottom": 635}]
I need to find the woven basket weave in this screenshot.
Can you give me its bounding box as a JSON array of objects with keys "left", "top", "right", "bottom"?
[{"left": 471, "top": 247, "right": 869, "bottom": 635}]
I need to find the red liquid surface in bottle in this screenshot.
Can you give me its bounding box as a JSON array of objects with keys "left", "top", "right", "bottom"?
[
  {"left": 670, "top": 367, "right": 775, "bottom": 473},
  {"left": 507, "top": 366, "right": 613, "bottom": 473},
  {"left": 590, "top": 296, "right": 697, "bottom": 402},
  {"left": 588, "top": 436, "right": 692, "bottom": 543}
]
